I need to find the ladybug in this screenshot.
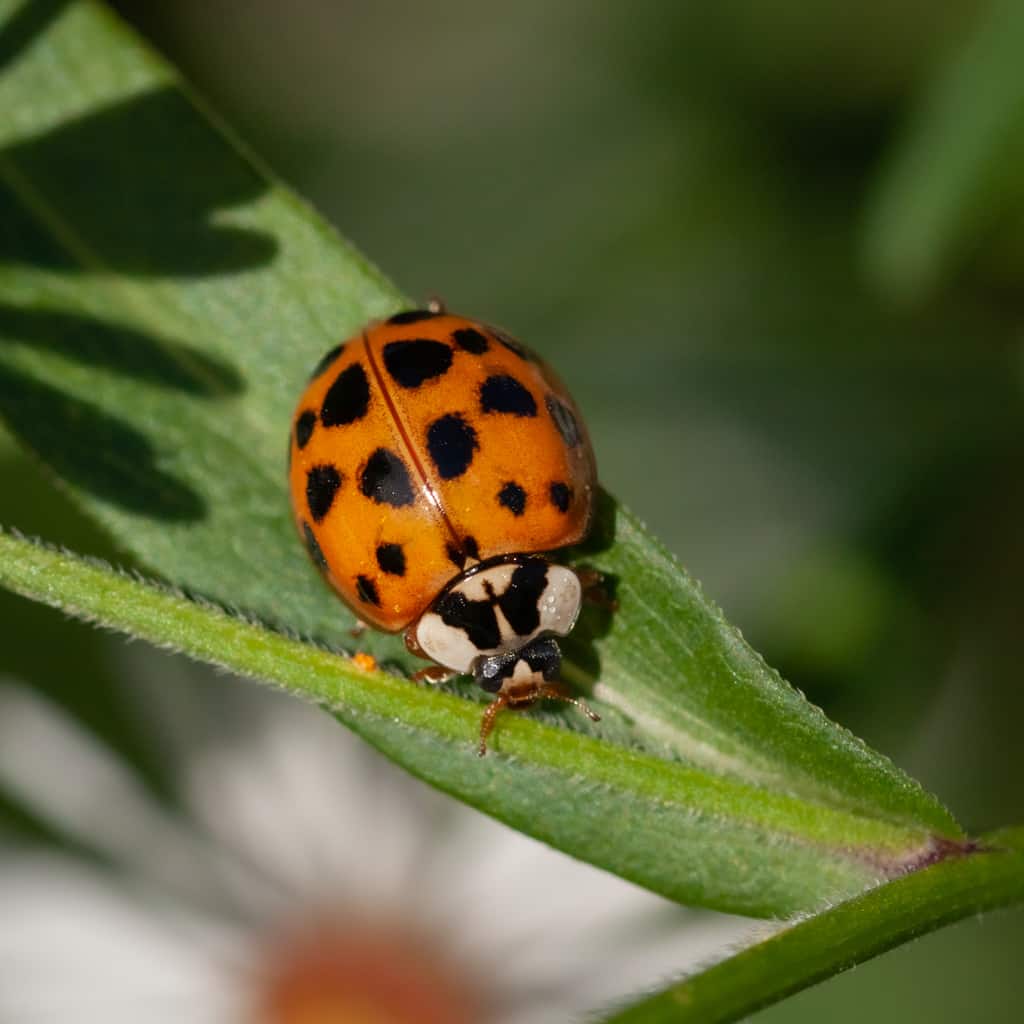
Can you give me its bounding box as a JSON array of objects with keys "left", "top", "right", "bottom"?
[{"left": 288, "top": 305, "right": 600, "bottom": 753}]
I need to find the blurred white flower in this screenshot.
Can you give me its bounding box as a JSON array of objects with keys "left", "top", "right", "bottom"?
[{"left": 0, "top": 657, "right": 756, "bottom": 1024}]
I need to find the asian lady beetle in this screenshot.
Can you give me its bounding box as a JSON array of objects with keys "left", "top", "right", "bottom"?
[{"left": 288, "top": 305, "right": 600, "bottom": 754}]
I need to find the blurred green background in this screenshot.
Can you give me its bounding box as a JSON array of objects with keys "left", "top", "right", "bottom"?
[{"left": 2, "top": 0, "right": 1022, "bottom": 1019}]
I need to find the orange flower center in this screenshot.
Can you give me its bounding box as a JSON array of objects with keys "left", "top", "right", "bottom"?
[{"left": 253, "top": 921, "right": 487, "bottom": 1024}]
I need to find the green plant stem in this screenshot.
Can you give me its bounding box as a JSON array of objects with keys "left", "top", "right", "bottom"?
[
  {"left": 0, "top": 527, "right": 951, "bottom": 917},
  {"left": 603, "top": 826, "right": 1024, "bottom": 1023}
]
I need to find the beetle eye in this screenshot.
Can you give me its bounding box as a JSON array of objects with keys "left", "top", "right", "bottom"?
[
  {"left": 474, "top": 651, "right": 511, "bottom": 693},
  {"left": 523, "top": 635, "right": 562, "bottom": 681},
  {"left": 476, "top": 666, "right": 504, "bottom": 693}
]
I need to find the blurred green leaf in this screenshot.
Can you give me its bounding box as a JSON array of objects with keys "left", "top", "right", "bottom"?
[
  {"left": 862, "top": 0, "right": 1024, "bottom": 299},
  {"left": 0, "top": 0, "right": 964, "bottom": 916},
  {"left": 603, "top": 826, "right": 1024, "bottom": 1023}
]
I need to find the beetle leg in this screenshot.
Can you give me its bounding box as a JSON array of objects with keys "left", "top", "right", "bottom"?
[
  {"left": 536, "top": 682, "right": 601, "bottom": 723},
  {"left": 574, "top": 567, "right": 618, "bottom": 612},
  {"left": 478, "top": 693, "right": 510, "bottom": 756},
  {"left": 479, "top": 684, "right": 600, "bottom": 756},
  {"left": 404, "top": 624, "right": 429, "bottom": 658},
  {"left": 412, "top": 664, "right": 455, "bottom": 685}
]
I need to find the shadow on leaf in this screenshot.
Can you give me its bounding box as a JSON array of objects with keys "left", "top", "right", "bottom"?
[
  {"left": 0, "top": 86, "right": 278, "bottom": 275},
  {"left": 0, "top": 364, "right": 205, "bottom": 520},
  {"left": 561, "top": 488, "right": 620, "bottom": 682},
  {"left": 0, "top": 304, "right": 243, "bottom": 395}
]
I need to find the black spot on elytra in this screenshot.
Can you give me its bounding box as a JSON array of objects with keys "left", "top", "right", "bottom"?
[
  {"left": 376, "top": 542, "right": 406, "bottom": 576},
  {"left": 452, "top": 327, "right": 489, "bottom": 354},
  {"left": 480, "top": 374, "right": 537, "bottom": 417},
  {"left": 321, "top": 362, "right": 370, "bottom": 427},
  {"left": 383, "top": 338, "right": 453, "bottom": 388},
  {"left": 302, "top": 521, "right": 327, "bottom": 571},
  {"left": 306, "top": 464, "right": 342, "bottom": 523},
  {"left": 426, "top": 413, "right": 478, "bottom": 479},
  {"left": 436, "top": 590, "right": 502, "bottom": 650},
  {"left": 498, "top": 558, "right": 548, "bottom": 636},
  {"left": 356, "top": 574, "right": 381, "bottom": 606},
  {"left": 387, "top": 309, "right": 440, "bottom": 325},
  {"left": 309, "top": 343, "right": 344, "bottom": 381},
  {"left": 295, "top": 410, "right": 316, "bottom": 449},
  {"left": 550, "top": 481, "right": 572, "bottom": 513},
  {"left": 498, "top": 481, "right": 527, "bottom": 516},
  {"left": 360, "top": 448, "right": 415, "bottom": 507},
  {"left": 546, "top": 394, "right": 582, "bottom": 448},
  {"left": 445, "top": 535, "right": 480, "bottom": 568}
]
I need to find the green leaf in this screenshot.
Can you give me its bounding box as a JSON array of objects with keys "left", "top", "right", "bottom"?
[
  {"left": 0, "top": 528, "right": 962, "bottom": 918},
  {"left": 0, "top": 0, "right": 961, "bottom": 916},
  {"left": 602, "top": 826, "right": 1024, "bottom": 1023},
  {"left": 862, "top": 0, "right": 1024, "bottom": 300}
]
